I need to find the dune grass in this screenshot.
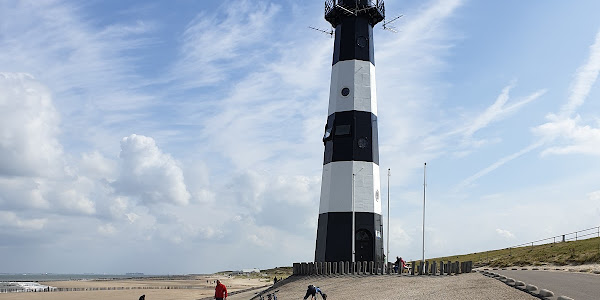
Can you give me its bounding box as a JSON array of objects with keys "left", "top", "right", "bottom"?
[
  {"left": 427, "top": 237, "right": 600, "bottom": 268},
  {"left": 220, "top": 266, "right": 293, "bottom": 281}
]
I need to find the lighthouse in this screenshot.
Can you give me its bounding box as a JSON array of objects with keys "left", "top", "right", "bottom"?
[{"left": 315, "top": 0, "right": 385, "bottom": 263}]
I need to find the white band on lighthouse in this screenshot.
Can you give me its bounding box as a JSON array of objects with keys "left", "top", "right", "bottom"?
[
  {"left": 328, "top": 60, "right": 378, "bottom": 116},
  {"left": 320, "top": 161, "right": 381, "bottom": 214}
]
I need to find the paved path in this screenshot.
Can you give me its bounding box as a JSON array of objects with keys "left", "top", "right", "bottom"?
[
  {"left": 493, "top": 269, "right": 600, "bottom": 300},
  {"left": 244, "top": 273, "right": 537, "bottom": 300},
  {"left": 227, "top": 286, "right": 270, "bottom": 300}
]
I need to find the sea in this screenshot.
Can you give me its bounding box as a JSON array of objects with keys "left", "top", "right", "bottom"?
[{"left": 0, "top": 273, "right": 156, "bottom": 293}]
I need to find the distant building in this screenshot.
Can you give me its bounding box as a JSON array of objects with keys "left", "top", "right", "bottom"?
[{"left": 231, "top": 268, "right": 260, "bottom": 275}]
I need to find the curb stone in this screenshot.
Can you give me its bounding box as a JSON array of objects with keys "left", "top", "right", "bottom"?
[
  {"left": 538, "top": 289, "right": 553, "bottom": 297},
  {"left": 525, "top": 284, "right": 537, "bottom": 292},
  {"left": 514, "top": 281, "right": 525, "bottom": 287}
]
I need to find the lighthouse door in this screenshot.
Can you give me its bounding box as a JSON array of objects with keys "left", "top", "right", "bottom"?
[{"left": 355, "top": 229, "right": 373, "bottom": 262}]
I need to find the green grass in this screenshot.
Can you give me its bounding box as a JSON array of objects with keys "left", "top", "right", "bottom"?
[{"left": 425, "top": 237, "right": 600, "bottom": 268}]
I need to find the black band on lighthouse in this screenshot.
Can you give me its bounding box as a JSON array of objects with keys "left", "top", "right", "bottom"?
[
  {"left": 332, "top": 17, "right": 375, "bottom": 65},
  {"left": 315, "top": 212, "right": 383, "bottom": 262},
  {"left": 323, "top": 110, "right": 379, "bottom": 165},
  {"left": 325, "top": 0, "right": 384, "bottom": 65}
]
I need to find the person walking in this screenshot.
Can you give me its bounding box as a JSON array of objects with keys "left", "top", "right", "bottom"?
[
  {"left": 215, "top": 280, "right": 227, "bottom": 300},
  {"left": 303, "top": 284, "right": 327, "bottom": 300}
]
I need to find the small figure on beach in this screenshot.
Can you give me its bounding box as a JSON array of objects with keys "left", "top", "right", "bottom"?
[
  {"left": 303, "top": 284, "right": 327, "bottom": 300},
  {"left": 214, "top": 279, "right": 228, "bottom": 300},
  {"left": 139, "top": 295, "right": 145, "bottom": 300}
]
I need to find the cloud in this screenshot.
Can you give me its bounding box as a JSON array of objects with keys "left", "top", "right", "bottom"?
[
  {"left": 560, "top": 30, "right": 600, "bottom": 117},
  {"left": 0, "top": 211, "right": 47, "bottom": 231},
  {"left": 0, "top": 177, "right": 49, "bottom": 210},
  {"left": 444, "top": 83, "right": 546, "bottom": 158},
  {"left": 0, "top": 0, "right": 161, "bottom": 164},
  {"left": 253, "top": 174, "right": 321, "bottom": 232},
  {"left": 457, "top": 29, "right": 600, "bottom": 188},
  {"left": 534, "top": 116, "right": 600, "bottom": 156},
  {"left": 169, "top": 0, "right": 280, "bottom": 88},
  {"left": 374, "top": 0, "right": 465, "bottom": 183},
  {"left": 496, "top": 228, "right": 515, "bottom": 239},
  {"left": 455, "top": 141, "right": 543, "bottom": 190},
  {"left": 533, "top": 28, "right": 600, "bottom": 156},
  {"left": 98, "top": 223, "right": 117, "bottom": 236},
  {"left": 115, "top": 134, "right": 191, "bottom": 206},
  {"left": 218, "top": 170, "right": 320, "bottom": 234},
  {"left": 588, "top": 190, "right": 600, "bottom": 201},
  {"left": 57, "top": 189, "right": 96, "bottom": 215},
  {"left": 0, "top": 73, "right": 63, "bottom": 177},
  {"left": 462, "top": 83, "right": 546, "bottom": 138},
  {"left": 79, "top": 151, "right": 118, "bottom": 181}
]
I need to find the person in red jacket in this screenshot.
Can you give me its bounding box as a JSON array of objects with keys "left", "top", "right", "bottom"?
[{"left": 215, "top": 280, "right": 227, "bottom": 300}]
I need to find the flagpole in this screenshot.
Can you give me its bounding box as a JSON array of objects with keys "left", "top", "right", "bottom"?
[
  {"left": 422, "top": 162, "right": 426, "bottom": 265},
  {"left": 386, "top": 168, "right": 390, "bottom": 265}
]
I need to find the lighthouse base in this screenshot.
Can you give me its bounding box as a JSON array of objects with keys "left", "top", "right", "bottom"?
[{"left": 315, "top": 212, "right": 383, "bottom": 262}]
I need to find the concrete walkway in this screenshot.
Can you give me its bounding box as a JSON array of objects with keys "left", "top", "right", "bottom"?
[
  {"left": 493, "top": 269, "right": 600, "bottom": 300},
  {"left": 246, "top": 273, "right": 537, "bottom": 300}
]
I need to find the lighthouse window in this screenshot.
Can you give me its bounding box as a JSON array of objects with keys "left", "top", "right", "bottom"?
[
  {"left": 358, "top": 137, "right": 368, "bottom": 148},
  {"left": 334, "top": 124, "right": 351, "bottom": 136},
  {"left": 323, "top": 124, "right": 332, "bottom": 143},
  {"left": 341, "top": 87, "right": 350, "bottom": 97},
  {"left": 356, "top": 36, "right": 368, "bottom": 48}
]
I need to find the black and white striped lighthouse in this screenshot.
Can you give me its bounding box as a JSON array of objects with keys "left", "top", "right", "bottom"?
[{"left": 315, "top": 0, "right": 385, "bottom": 263}]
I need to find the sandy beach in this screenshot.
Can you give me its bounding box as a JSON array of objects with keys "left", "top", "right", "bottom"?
[{"left": 0, "top": 276, "right": 270, "bottom": 300}]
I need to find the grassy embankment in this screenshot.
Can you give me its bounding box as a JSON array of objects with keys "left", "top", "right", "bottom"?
[{"left": 428, "top": 237, "right": 600, "bottom": 268}]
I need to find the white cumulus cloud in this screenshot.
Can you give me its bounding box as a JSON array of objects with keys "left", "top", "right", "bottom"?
[
  {"left": 587, "top": 190, "right": 600, "bottom": 201},
  {"left": 0, "top": 73, "right": 63, "bottom": 177},
  {"left": 0, "top": 211, "right": 46, "bottom": 231},
  {"left": 496, "top": 228, "right": 515, "bottom": 239},
  {"left": 98, "top": 223, "right": 117, "bottom": 236},
  {"left": 115, "top": 134, "right": 191, "bottom": 206},
  {"left": 57, "top": 189, "right": 96, "bottom": 215},
  {"left": 534, "top": 116, "right": 600, "bottom": 156}
]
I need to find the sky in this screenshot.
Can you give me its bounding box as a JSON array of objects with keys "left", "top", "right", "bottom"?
[{"left": 1, "top": 0, "right": 600, "bottom": 275}]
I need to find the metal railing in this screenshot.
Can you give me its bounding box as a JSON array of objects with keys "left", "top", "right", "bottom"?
[
  {"left": 474, "top": 226, "right": 600, "bottom": 266},
  {"left": 509, "top": 226, "right": 600, "bottom": 249}
]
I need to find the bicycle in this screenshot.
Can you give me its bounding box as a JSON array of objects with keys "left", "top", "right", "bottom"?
[{"left": 257, "top": 289, "right": 279, "bottom": 300}]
